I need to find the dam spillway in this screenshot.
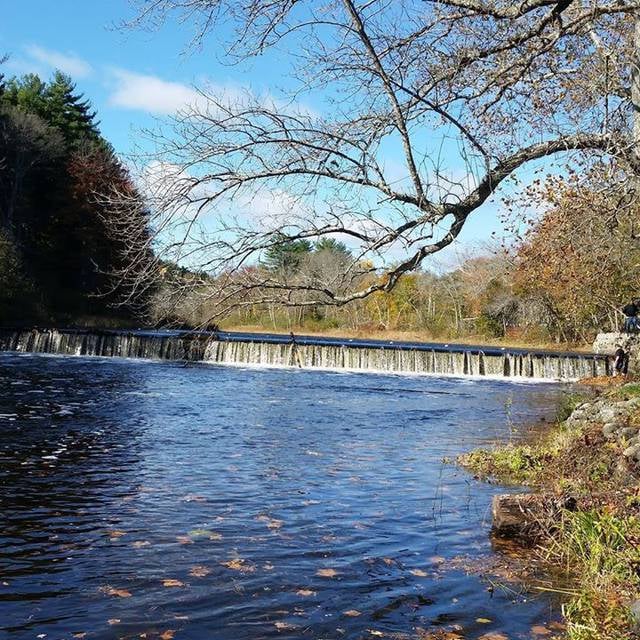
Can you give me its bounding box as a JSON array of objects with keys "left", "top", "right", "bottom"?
[{"left": 0, "top": 328, "right": 609, "bottom": 381}]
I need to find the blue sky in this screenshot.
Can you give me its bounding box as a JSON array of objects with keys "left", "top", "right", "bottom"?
[{"left": 1, "top": 1, "right": 545, "bottom": 267}]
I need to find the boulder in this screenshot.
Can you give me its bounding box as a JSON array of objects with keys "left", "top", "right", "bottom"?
[{"left": 593, "top": 332, "right": 640, "bottom": 375}]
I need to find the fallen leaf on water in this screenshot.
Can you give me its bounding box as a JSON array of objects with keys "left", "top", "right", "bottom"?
[
  {"left": 221, "top": 559, "right": 255, "bottom": 573},
  {"left": 108, "top": 530, "right": 126, "bottom": 540},
  {"left": 476, "top": 618, "right": 492, "bottom": 624},
  {"left": 99, "top": 586, "right": 132, "bottom": 598},
  {"left": 344, "top": 610, "right": 361, "bottom": 617},
  {"left": 410, "top": 569, "right": 428, "bottom": 577},
  {"left": 131, "top": 540, "right": 150, "bottom": 548},
  {"left": 368, "top": 631, "right": 384, "bottom": 637},
  {"left": 72, "top": 634, "right": 86, "bottom": 639},
  {"left": 107, "top": 619, "right": 120, "bottom": 625},
  {"left": 176, "top": 536, "right": 192, "bottom": 545},
  {"left": 189, "top": 528, "right": 222, "bottom": 540},
  {"left": 296, "top": 589, "right": 316, "bottom": 596},
  {"left": 160, "top": 631, "right": 175, "bottom": 640},
  {"left": 316, "top": 568, "right": 338, "bottom": 578},
  {"left": 189, "top": 565, "right": 211, "bottom": 578},
  {"left": 478, "top": 634, "right": 509, "bottom": 640},
  {"left": 382, "top": 558, "right": 395, "bottom": 566},
  {"left": 274, "top": 622, "right": 298, "bottom": 631},
  {"left": 531, "top": 626, "right": 552, "bottom": 636},
  {"left": 429, "top": 556, "right": 446, "bottom": 564},
  {"left": 162, "top": 579, "right": 185, "bottom": 588},
  {"left": 263, "top": 562, "right": 275, "bottom": 570}
]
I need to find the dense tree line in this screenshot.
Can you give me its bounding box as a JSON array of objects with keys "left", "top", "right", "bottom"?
[{"left": 0, "top": 69, "right": 150, "bottom": 324}]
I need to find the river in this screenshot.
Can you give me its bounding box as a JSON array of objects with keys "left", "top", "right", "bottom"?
[{"left": 0, "top": 352, "right": 567, "bottom": 639}]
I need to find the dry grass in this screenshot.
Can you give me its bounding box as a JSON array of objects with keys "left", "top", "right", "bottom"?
[{"left": 460, "top": 386, "right": 640, "bottom": 639}]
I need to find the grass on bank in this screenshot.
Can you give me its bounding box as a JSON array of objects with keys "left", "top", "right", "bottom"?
[{"left": 459, "top": 383, "right": 640, "bottom": 640}]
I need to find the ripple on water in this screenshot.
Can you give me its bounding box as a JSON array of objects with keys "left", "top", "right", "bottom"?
[{"left": 0, "top": 353, "right": 568, "bottom": 639}]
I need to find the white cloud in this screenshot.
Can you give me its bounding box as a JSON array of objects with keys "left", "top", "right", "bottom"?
[
  {"left": 107, "top": 68, "right": 203, "bottom": 115},
  {"left": 25, "top": 45, "right": 93, "bottom": 78}
]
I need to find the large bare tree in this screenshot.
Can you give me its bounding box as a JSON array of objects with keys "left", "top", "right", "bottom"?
[{"left": 115, "top": 0, "right": 640, "bottom": 320}]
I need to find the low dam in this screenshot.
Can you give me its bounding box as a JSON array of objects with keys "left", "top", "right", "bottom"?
[{"left": 0, "top": 328, "right": 609, "bottom": 381}]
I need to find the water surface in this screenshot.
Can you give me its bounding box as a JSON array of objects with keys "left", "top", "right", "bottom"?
[{"left": 0, "top": 353, "right": 566, "bottom": 639}]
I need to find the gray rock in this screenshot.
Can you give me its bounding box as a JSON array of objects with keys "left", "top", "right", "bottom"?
[
  {"left": 623, "top": 444, "right": 640, "bottom": 458},
  {"left": 630, "top": 599, "right": 640, "bottom": 631},
  {"left": 599, "top": 406, "right": 624, "bottom": 423},
  {"left": 603, "top": 423, "right": 620, "bottom": 439},
  {"left": 593, "top": 332, "right": 640, "bottom": 375},
  {"left": 620, "top": 426, "right": 639, "bottom": 439}
]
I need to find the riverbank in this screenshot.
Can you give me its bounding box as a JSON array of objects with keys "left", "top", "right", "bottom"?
[{"left": 459, "top": 379, "right": 640, "bottom": 639}]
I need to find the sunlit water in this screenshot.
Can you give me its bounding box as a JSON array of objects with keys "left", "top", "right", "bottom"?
[{"left": 0, "top": 353, "right": 568, "bottom": 639}]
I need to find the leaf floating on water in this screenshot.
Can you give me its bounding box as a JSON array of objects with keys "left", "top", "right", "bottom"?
[
  {"left": 344, "top": 610, "right": 361, "bottom": 617},
  {"left": 188, "top": 528, "right": 222, "bottom": 540},
  {"left": 189, "top": 565, "right": 211, "bottom": 578},
  {"left": 367, "top": 630, "right": 384, "bottom": 637},
  {"left": 410, "top": 569, "right": 428, "bottom": 577},
  {"left": 108, "top": 530, "right": 126, "bottom": 540},
  {"left": 256, "top": 515, "right": 284, "bottom": 530},
  {"left": 176, "top": 536, "right": 193, "bottom": 545},
  {"left": 221, "top": 558, "right": 255, "bottom": 573},
  {"left": 160, "top": 631, "right": 175, "bottom": 640},
  {"left": 162, "top": 579, "right": 185, "bottom": 588},
  {"left": 72, "top": 634, "right": 86, "bottom": 639},
  {"left": 296, "top": 589, "right": 316, "bottom": 596},
  {"left": 131, "top": 540, "right": 150, "bottom": 548},
  {"left": 107, "top": 619, "right": 120, "bottom": 625},
  {"left": 162, "top": 578, "right": 185, "bottom": 588},
  {"left": 274, "top": 622, "right": 298, "bottom": 631},
  {"left": 263, "top": 562, "right": 275, "bottom": 571},
  {"left": 316, "top": 568, "right": 338, "bottom": 578},
  {"left": 416, "top": 629, "right": 463, "bottom": 639},
  {"left": 531, "top": 626, "right": 552, "bottom": 636},
  {"left": 382, "top": 558, "right": 395, "bottom": 566},
  {"left": 476, "top": 618, "right": 492, "bottom": 624},
  {"left": 99, "top": 586, "right": 132, "bottom": 598},
  {"left": 478, "top": 634, "right": 509, "bottom": 640}
]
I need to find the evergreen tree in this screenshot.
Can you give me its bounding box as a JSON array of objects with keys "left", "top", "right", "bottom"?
[
  {"left": 0, "top": 70, "right": 150, "bottom": 323},
  {"left": 43, "top": 71, "right": 100, "bottom": 147},
  {"left": 2, "top": 74, "right": 48, "bottom": 118},
  {"left": 314, "top": 237, "right": 351, "bottom": 257},
  {"left": 263, "top": 237, "right": 312, "bottom": 273}
]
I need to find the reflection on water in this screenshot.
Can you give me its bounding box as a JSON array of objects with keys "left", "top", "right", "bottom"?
[{"left": 0, "top": 353, "right": 566, "bottom": 639}]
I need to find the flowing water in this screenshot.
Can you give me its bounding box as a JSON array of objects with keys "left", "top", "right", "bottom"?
[
  {"left": 0, "top": 352, "right": 568, "bottom": 640},
  {"left": 0, "top": 328, "right": 609, "bottom": 381}
]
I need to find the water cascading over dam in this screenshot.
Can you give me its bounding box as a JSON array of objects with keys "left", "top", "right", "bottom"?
[{"left": 0, "top": 328, "right": 609, "bottom": 381}]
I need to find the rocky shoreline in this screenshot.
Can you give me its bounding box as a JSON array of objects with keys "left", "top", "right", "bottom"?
[{"left": 460, "top": 377, "right": 640, "bottom": 639}]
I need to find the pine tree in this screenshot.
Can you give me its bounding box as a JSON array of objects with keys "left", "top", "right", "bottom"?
[
  {"left": 2, "top": 74, "right": 48, "bottom": 117},
  {"left": 43, "top": 71, "right": 100, "bottom": 147}
]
